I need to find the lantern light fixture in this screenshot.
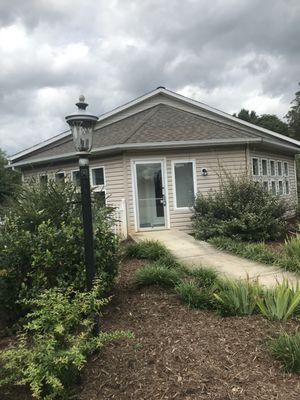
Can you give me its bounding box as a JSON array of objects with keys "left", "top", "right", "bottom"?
[{"left": 65, "top": 95, "right": 98, "bottom": 153}]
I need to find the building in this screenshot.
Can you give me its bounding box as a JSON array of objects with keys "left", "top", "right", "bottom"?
[{"left": 9, "top": 87, "right": 300, "bottom": 235}]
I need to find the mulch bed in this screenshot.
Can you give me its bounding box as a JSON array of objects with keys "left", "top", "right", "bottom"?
[
  {"left": 78, "top": 258, "right": 300, "bottom": 400},
  {"left": 1, "top": 258, "right": 300, "bottom": 399}
]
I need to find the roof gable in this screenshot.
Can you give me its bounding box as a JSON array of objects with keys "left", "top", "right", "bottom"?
[{"left": 9, "top": 87, "right": 300, "bottom": 165}]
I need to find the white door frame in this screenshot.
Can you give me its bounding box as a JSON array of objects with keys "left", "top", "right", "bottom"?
[{"left": 131, "top": 158, "right": 170, "bottom": 232}]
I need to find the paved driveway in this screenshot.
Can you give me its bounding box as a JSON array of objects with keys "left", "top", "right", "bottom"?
[{"left": 131, "top": 229, "right": 300, "bottom": 288}]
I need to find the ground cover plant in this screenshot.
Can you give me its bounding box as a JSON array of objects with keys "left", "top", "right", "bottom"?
[
  {"left": 125, "top": 239, "right": 171, "bottom": 261},
  {"left": 268, "top": 331, "right": 300, "bottom": 373},
  {"left": 0, "top": 282, "right": 131, "bottom": 399},
  {"left": 193, "top": 175, "right": 287, "bottom": 241},
  {"left": 210, "top": 236, "right": 300, "bottom": 273}
]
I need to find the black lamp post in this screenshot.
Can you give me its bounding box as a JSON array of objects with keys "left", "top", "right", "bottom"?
[{"left": 65, "top": 96, "right": 98, "bottom": 291}]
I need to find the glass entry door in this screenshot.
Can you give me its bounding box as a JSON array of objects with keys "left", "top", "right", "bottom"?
[{"left": 135, "top": 161, "right": 167, "bottom": 229}]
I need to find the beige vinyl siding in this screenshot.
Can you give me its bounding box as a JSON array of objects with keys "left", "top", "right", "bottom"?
[
  {"left": 249, "top": 149, "right": 298, "bottom": 212},
  {"left": 125, "top": 146, "right": 247, "bottom": 233},
  {"left": 22, "top": 155, "right": 125, "bottom": 208}
]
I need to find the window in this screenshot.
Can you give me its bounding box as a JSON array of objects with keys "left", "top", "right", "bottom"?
[
  {"left": 93, "top": 191, "right": 106, "bottom": 206},
  {"left": 263, "top": 181, "right": 269, "bottom": 191},
  {"left": 39, "top": 175, "right": 48, "bottom": 186},
  {"left": 173, "top": 161, "right": 195, "bottom": 208},
  {"left": 261, "top": 159, "right": 268, "bottom": 176},
  {"left": 278, "top": 180, "right": 283, "bottom": 195},
  {"left": 55, "top": 172, "right": 65, "bottom": 183},
  {"left": 284, "top": 162, "right": 289, "bottom": 177},
  {"left": 285, "top": 180, "right": 290, "bottom": 195},
  {"left": 271, "top": 181, "right": 276, "bottom": 195},
  {"left": 72, "top": 170, "right": 80, "bottom": 187},
  {"left": 252, "top": 158, "right": 259, "bottom": 176},
  {"left": 277, "top": 161, "right": 282, "bottom": 176},
  {"left": 270, "top": 160, "right": 275, "bottom": 176},
  {"left": 91, "top": 167, "right": 105, "bottom": 186}
]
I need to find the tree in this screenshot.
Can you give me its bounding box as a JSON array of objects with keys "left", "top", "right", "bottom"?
[
  {"left": 285, "top": 83, "right": 300, "bottom": 140},
  {"left": 233, "top": 109, "right": 259, "bottom": 124},
  {"left": 257, "top": 114, "right": 289, "bottom": 135},
  {"left": 0, "top": 150, "right": 21, "bottom": 205},
  {"left": 234, "top": 109, "right": 288, "bottom": 135}
]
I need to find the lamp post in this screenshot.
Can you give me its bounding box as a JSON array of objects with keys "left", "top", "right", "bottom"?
[{"left": 65, "top": 96, "right": 98, "bottom": 291}]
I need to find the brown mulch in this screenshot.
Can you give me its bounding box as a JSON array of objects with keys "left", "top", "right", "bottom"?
[
  {"left": 78, "top": 259, "right": 300, "bottom": 400},
  {"left": 1, "top": 258, "right": 300, "bottom": 399}
]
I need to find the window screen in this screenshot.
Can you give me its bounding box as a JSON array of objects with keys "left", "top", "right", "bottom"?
[
  {"left": 277, "top": 161, "right": 282, "bottom": 176},
  {"left": 270, "top": 161, "right": 275, "bottom": 176},
  {"left": 92, "top": 168, "right": 104, "bottom": 186},
  {"left": 39, "top": 175, "right": 48, "bottom": 186},
  {"left": 263, "top": 181, "right": 269, "bottom": 191},
  {"left": 72, "top": 171, "right": 80, "bottom": 187},
  {"left": 285, "top": 180, "right": 290, "bottom": 195},
  {"left": 271, "top": 181, "right": 276, "bottom": 195},
  {"left": 261, "top": 159, "right": 268, "bottom": 175},
  {"left": 174, "top": 162, "right": 195, "bottom": 208},
  {"left": 278, "top": 181, "right": 283, "bottom": 195},
  {"left": 94, "top": 191, "right": 106, "bottom": 206},
  {"left": 55, "top": 172, "right": 65, "bottom": 183},
  {"left": 252, "top": 158, "right": 259, "bottom": 175}
]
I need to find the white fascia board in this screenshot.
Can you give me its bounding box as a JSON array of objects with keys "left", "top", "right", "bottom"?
[{"left": 9, "top": 138, "right": 261, "bottom": 168}]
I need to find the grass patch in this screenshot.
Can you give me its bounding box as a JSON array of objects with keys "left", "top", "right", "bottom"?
[
  {"left": 209, "top": 236, "right": 300, "bottom": 273},
  {"left": 187, "top": 266, "right": 218, "bottom": 288},
  {"left": 125, "top": 240, "right": 171, "bottom": 261},
  {"left": 175, "top": 281, "right": 215, "bottom": 309},
  {"left": 285, "top": 235, "right": 300, "bottom": 259},
  {"left": 268, "top": 331, "right": 300, "bottom": 373},
  {"left": 134, "top": 264, "right": 183, "bottom": 288}
]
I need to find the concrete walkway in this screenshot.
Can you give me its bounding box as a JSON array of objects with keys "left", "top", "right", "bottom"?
[{"left": 131, "top": 229, "right": 300, "bottom": 288}]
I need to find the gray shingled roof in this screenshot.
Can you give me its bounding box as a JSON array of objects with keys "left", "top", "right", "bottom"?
[{"left": 21, "top": 104, "right": 259, "bottom": 163}]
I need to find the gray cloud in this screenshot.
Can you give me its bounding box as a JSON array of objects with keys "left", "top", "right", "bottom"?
[{"left": 0, "top": 0, "right": 299, "bottom": 155}]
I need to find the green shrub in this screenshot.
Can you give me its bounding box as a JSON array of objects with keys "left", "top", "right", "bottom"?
[
  {"left": 187, "top": 266, "right": 218, "bottom": 288},
  {"left": 0, "top": 182, "right": 119, "bottom": 316},
  {"left": 256, "top": 280, "right": 300, "bottom": 321},
  {"left": 214, "top": 278, "right": 262, "bottom": 316},
  {"left": 0, "top": 282, "right": 131, "bottom": 399},
  {"left": 284, "top": 234, "right": 300, "bottom": 259},
  {"left": 268, "top": 331, "right": 300, "bottom": 373},
  {"left": 125, "top": 240, "right": 170, "bottom": 261},
  {"left": 175, "top": 281, "right": 215, "bottom": 309},
  {"left": 193, "top": 175, "right": 287, "bottom": 241},
  {"left": 134, "top": 264, "right": 183, "bottom": 288}
]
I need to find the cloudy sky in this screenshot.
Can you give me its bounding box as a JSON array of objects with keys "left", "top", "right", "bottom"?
[{"left": 1, "top": 0, "right": 299, "bottom": 155}]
